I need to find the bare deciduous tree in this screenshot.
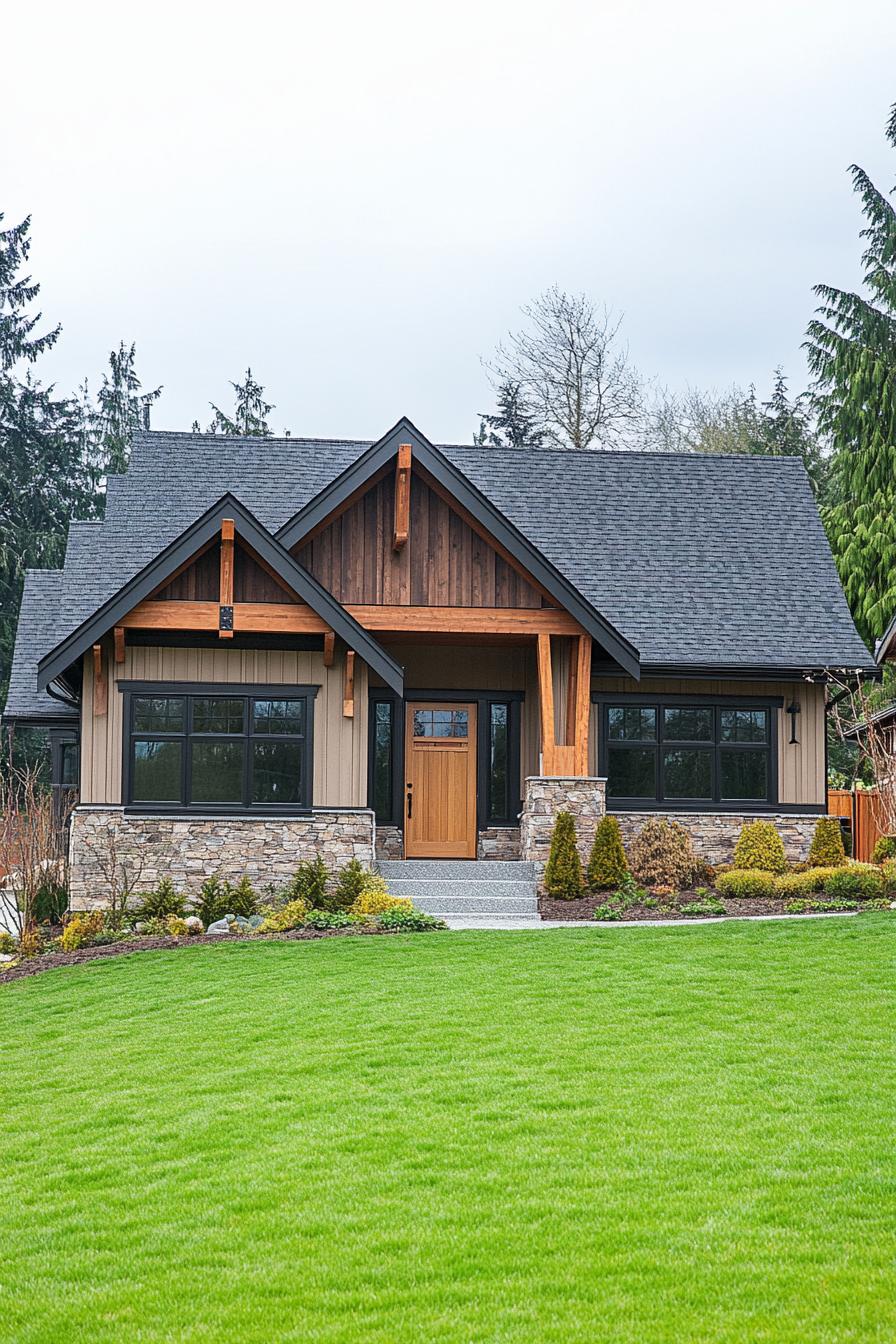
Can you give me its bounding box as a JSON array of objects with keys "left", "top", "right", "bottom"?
[
  {"left": 0, "top": 761, "right": 69, "bottom": 938},
  {"left": 827, "top": 673, "right": 896, "bottom": 842},
  {"left": 80, "top": 825, "right": 158, "bottom": 930},
  {"left": 486, "top": 288, "right": 644, "bottom": 450}
]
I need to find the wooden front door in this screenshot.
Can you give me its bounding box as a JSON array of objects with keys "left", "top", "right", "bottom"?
[{"left": 404, "top": 703, "right": 477, "bottom": 859}]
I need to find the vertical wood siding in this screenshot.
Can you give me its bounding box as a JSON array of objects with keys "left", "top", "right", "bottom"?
[{"left": 81, "top": 642, "right": 367, "bottom": 807}]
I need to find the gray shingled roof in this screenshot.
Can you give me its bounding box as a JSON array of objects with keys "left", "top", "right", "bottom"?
[
  {"left": 5, "top": 428, "right": 873, "bottom": 720},
  {"left": 5, "top": 570, "right": 77, "bottom": 720}
]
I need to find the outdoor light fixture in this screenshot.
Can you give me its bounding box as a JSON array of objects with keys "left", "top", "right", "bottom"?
[{"left": 786, "top": 701, "right": 801, "bottom": 744}]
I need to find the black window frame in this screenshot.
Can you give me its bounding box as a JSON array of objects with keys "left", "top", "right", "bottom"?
[
  {"left": 595, "top": 693, "right": 782, "bottom": 811},
  {"left": 367, "top": 688, "right": 523, "bottom": 830},
  {"left": 121, "top": 682, "right": 318, "bottom": 814}
]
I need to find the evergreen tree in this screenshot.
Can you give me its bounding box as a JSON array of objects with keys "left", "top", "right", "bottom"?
[
  {"left": 474, "top": 380, "right": 545, "bottom": 448},
  {"left": 0, "top": 214, "right": 60, "bottom": 368},
  {"left": 96, "top": 341, "right": 162, "bottom": 475},
  {"left": 806, "top": 105, "right": 896, "bottom": 646},
  {"left": 207, "top": 368, "right": 274, "bottom": 436}
]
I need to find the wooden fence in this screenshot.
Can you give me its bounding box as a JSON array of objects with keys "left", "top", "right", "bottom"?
[{"left": 827, "top": 789, "right": 887, "bottom": 863}]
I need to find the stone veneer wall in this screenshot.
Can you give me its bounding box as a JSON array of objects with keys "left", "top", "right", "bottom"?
[
  {"left": 477, "top": 827, "right": 521, "bottom": 861},
  {"left": 520, "top": 777, "right": 607, "bottom": 870},
  {"left": 374, "top": 825, "right": 404, "bottom": 861},
  {"left": 609, "top": 811, "right": 824, "bottom": 866},
  {"left": 69, "top": 807, "right": 375, "bottom": 910}
]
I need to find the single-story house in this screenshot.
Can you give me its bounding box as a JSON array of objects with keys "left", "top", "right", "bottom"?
[{"left": 4, "top": 418, "right": 874, "bottom": 905}]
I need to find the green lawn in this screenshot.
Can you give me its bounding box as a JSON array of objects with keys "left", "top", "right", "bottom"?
[{"left": 1, "top": 919, "right": 895, "bottom": 1343}]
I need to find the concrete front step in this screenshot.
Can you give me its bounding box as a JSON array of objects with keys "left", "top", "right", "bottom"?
[
  {"left": 386, "top": 878, "right": 537, "bottom": 902},
  {"left": 377, "top": 859, "right": 536, "bottom": 881},
  {"left": 411, "top": 893, "right": 539, "bottom": 916}
]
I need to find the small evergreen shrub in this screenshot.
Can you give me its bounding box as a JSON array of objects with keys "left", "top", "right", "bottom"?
[
  {"left": 223, "top": 875, "right": 257, "bottom": 918},
  {"left": 0, "top": 930, "right": 15, "bottom": 955},
  {"left": 377, "top": 908, "right": 446, "bottom": 931},
  {"left": 808, "top": 816, "right": 847, "bottom": 868},
  {"left": 258, "top": 898, "right": 310, "bottom": 933},
  {"left": 823, "top": 864, "right": 885, "bottom": 902},
  {"left": 285, "top": 856, "right": 330, "bottom": 909},
  {"left": 61, "top": 911, "right": 105, "bottom": 952},
  {"left": 165, "top": 915, "right": 189, "bottom": 937},
  {"left": 881, "top": 860, "right": 896, "bottom": 895},
  {"left": 543, "top": 811, "right": 584, "bottom": 900},
  {"left": 33, "top": 879, "right": 68, "bottom": 926},
  {"left": 732, "top": 820, "right": 787, "bottom": 874},
  {"left": 587, "top": 816, "right": 629, "bottom": 891},
  {"left": 193, "top": 875, "right": 229, "bottom": 927},
  {"left": 17, "top": 925, "right": 43, "bottom": 958},
  {"left": 773, "top": 867, "right": 842, "bottom": 898},
  {"left": 872, "top": 835, "right": 896, "bottom": 863},
  {"left": 715, "top": 869, "right": 777, "bottom": 899},
  {"left": 330, "top": 860, "right": 389, "bottom": 912},
  {"left": 350, "top": 891, "right": 413, "bottom": 917},
  {"left": 135, "top": 878, "right": 185, "bottom": 922},
  {"left": 305, "top": 908, "right": 354, "bottom": 930},
  {"left": 629, "top": 818, "right": 698, "bottom": 888}
]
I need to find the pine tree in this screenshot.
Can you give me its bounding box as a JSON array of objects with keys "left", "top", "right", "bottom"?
[
  {"left": 96, "top": 341, "right": 162, "bottom": 475},
  {"left": 474, "top": 380, "right": 545, "bottom": 448},
  {"left": 587, "top": 815, "right": 629, "bottom": 890},
  {"left": 806, "top": 104, "right": 896, "bottom": 646},
  {"left": 0, "top": 214, "right": 60, "bottom": 369},
  {"left": 207, "top": 368, "right": 274, "bottom": 436}
]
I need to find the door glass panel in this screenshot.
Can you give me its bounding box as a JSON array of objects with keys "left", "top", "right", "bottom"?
[
  {"left": 413, "top": 708, "right": 468, "bottom": 738},
  {"left": 488, "top": 704, "right": 509, "bottom": 822},
  {"left": 372, "top": 702, "right": 393, "bottom": 821}
]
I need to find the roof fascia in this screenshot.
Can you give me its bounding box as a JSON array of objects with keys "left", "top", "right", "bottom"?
[
  {"left": 875, "top": 609, "right": 896, "bottom": 664},
  {"left": 276, "top": 416, "right": 641, "bottom": 680},
  {"left": 37, "top": 493, "right": 404, "bottom": 696}
]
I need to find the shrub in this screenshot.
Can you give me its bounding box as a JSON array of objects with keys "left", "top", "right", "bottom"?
[
  {"left": 679, "top": 897, "right": 725, "bottom": 916},
  {"left": 808, "top": 816, "right": 847, "bottom": 868},
  {"left": 60, "top": 911, "right": 105, "bottom": 952},
  {"left": 135, "top": 878, "right": 185, "bottom": 922},
  {"left": 258, "top": 898, "right": 310, "bottom": 933},
  {"left": 165, "top": 915, "right": 189, "bottom": 937},
  {"left": 223, "top": 875, "right": 257, "bottom": 918},
  {"left": 882, "top": 860, "right": 896, "bottom": 895},
  {"left": 350, "top": 890, "right": 413, "bottom": 917},
  {"left": 0, "top": 929, "right": 15, "bottom": 955},
  {"left": 773, "top": 867, "right": 843, "bottom": 898},
  {"left": 305, "top": 908, "right": 354, "bottom": 930},
  {"left": 823, "top": 864, "right": 885, "bottom": 902},
  {"left": 612, "top": 875, "right": 649, "bottom": 909},
  {"left": 872, "top": 835, "right": 896, "bottom": 864},
  {"left": 33, "top": 878, "right": 68, "bottom": 926},
  {"left": 194, "top": 875, "right": 228, "bottom": 926},
  {"left": 587, "top": 816, "right": 629, "bottom": 891},
  {"left": 377, "top": 908, "right": 446, "bottom": 931},
  {"left": 17, "top": 925, "right": 43, "bottom": 958},
  {"left": 693, "top": 859, "right": 717, "bottom": 887},
  {"left": 785, "top": 898, "right": 860, "bottom": 914},
  {"left": 284, "top": 856, "right": 330, "bottom": 909},
  {"left": 543, "top": 811, "right": 584, "bottom": 900},
  {"left": 715, "top": 869, "right": 777, "bottom": 899},
  {"left": 629, "top": 818, "right": 698, "bottom": 888},
  {"left": 593, "top": 903, "right": 622, "bottom": 921},
  {"left": 733, "top": 820, "right": 787, "bottom": 874}
]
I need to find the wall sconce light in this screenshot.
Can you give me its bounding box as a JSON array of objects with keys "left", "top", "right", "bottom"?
[{"left": 786, "top": 701, "right": 800, "bottom": 744}]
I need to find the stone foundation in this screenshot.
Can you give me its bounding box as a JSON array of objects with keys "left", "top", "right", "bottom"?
[
  {"left": 374, "top": 825, "right": 404, "bottom": 861},
  {"left": 609, "top": 811, "right": 824, "bottom": 866},
  {"left": 520, "top": 777, "right": 607, "bottom": 871},
  {"left": 69, "top": 807, "right": 376, "bottom": 909},
  {"left": 477, "top": 827, "right": 521, "bottom": 861}
]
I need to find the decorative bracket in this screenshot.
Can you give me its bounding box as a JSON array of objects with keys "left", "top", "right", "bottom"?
[{"left": 392, "top": 443, "right": 411, "bottom": 551}]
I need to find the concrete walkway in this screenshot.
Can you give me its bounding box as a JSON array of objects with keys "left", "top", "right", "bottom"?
[{"left": 443, "top": 911, "right": 862, "bottom": 930}]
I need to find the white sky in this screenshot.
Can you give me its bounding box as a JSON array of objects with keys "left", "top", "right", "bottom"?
[{"left": 5, "top": 0, "right": 896, "bottom": 442}]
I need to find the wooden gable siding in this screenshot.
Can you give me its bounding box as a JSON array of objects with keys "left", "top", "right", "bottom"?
[
  {"left": 154, "top": 541, "right": 297, "bottom": 604},
  {"left": 293, "top": 473, "right": 550, "bottom": 608}
]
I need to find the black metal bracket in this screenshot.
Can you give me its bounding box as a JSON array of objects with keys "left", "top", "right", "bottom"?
[{"left": 219, "top": 605, "right": 234, "bottom": 632}]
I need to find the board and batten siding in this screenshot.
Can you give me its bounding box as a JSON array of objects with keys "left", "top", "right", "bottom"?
[
  {"left": 588, "top": 676, "right": 826, "bottom": 807},
  {"left": 80, "top": 643, "right": 368, "bottom": 808}
]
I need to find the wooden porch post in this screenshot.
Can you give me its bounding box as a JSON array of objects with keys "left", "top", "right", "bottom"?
[
  {"left": 572, "top": 634, "right": 592, "bottom": 775},
  {"left": 537, "top": 633, "right": 556, "bottom": 775}
]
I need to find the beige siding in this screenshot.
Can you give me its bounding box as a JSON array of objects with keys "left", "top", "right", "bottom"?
[
  {"left": 81, "top": 642, "right": 368, "bottom": 807},
  {"left": 588, "top": 675, "right": 826, "bottom": 806}
]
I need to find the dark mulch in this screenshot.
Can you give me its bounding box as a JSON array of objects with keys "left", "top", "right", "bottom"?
[
  {"left": 539, "top": 892, "right": 849, "bottom": 922},
  {"left": 0, "top": 925, "right": 398, "bottom": 985}
]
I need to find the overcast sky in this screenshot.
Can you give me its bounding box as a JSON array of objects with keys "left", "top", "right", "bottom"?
[{"left": 5, "top": 1, "right": 896, "bottom": 443}]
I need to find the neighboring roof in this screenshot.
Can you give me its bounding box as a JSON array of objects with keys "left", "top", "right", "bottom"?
[
  {"left": 875, "top": 609, "right": 896, "bottom": 664},
  {"left": 36, "top": 494, "right": 405, "bottom": 697},
  {"left": 7, "top": 421, "right": 874, "bottom": 720},
  {"left": 5, "top": 571, "right": 77, "bottom": 722}
]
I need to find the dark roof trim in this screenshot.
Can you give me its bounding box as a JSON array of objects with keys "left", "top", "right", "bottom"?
[
  {"left": 276, "top": 415, "right": 641, "bottom": 680},
  {"left": 875, "top": 609, "right": 896, "bottom": 664},
  {"left": 2, "top": 711, "right": 80, "bottom": 728},
  {"left": 638, "top": 661, "right": 879, "bottom": 681},
  {"left": 37, "top": 493, "right": 405, "bottom": 696}
]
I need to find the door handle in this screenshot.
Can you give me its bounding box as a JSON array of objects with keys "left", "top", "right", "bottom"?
[{"left": 406, "top": 784, "right": 413, "bottom": 819}]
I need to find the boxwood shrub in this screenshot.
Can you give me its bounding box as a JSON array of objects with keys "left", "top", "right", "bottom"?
[
  {"left": 732, "top": 820, "right": 787, "bottom": 874},
  {"left": 807, "top": 816, "right": 847, "bottom": 868},
  {"left": 715, "top": 869, "right": 777, "bottom": 900},
  {"left": 773, "top": 867, "right": 843, "bottom": 898},
  {"left": 823, "top": 864, "right": 885, "bottom": 902}
]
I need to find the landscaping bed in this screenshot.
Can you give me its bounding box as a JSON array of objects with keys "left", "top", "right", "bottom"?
[{"left": 540, "top": 891, "right": 867, "bottom": 921}]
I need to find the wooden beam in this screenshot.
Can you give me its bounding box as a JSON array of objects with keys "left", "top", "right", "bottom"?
[
  {"left": 537, "top": 633, "right": 555, "bottom": 775},
  {"left": 573, "top": 634, "right": 592, "bottom": 775},
  {"left": 343, "top": 650, "right": 355, "bottom": 717},
  {"left": 119, "top": 600, "right": 328, "bottom": 634},
  {"left": 323, "top": 632, "right": 335, "bottom": 667},
  {"left": 393, "top": 443, "right": 411, "bottom": 551},
  {"left": 219, "top": 519, "right": 235, "bottom": 639},
  {"left": 92, "top": 643, "right": 107, "bottom": 717},
  {"left": 114, "top": 627, "right": 125, "bottom": 664}
]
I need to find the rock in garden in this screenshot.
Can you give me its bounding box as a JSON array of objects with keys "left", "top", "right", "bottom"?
[
  {"left": 206, "top": 917, "right": 232, "bottom": 935},
  {"left": 184, "top": 916, "right": 203, "bottom": 935}
]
